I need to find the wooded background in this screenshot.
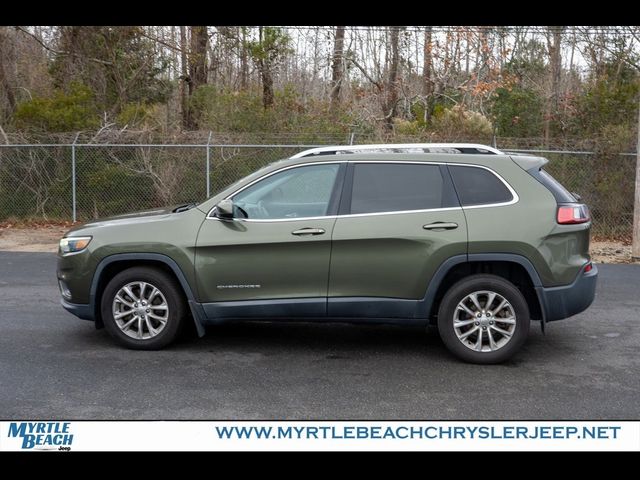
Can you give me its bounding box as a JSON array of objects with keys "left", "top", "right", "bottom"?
[
  {"left": 1, "top": 26, "right": 638, "bottom": 146},
  {"left": 0, "top": 26, "right": 639, "bottom": 248}
]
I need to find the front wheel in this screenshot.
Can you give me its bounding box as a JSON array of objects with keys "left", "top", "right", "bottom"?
[
  {"left": 101, "top": 267, "right": 186, "bottom": 350},
  {"left": 437, "top": 274, "right": 530, "bottom": 364}
]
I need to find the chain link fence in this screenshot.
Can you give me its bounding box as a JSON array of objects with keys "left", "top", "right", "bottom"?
[
  {"left": 0, "top": 141, "right": 636, "bottom": 240},
  {"left": 506, "top": 149, "right": 636, "bottom": 241}
]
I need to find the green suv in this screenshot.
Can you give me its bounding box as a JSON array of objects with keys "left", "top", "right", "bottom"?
[{"left": 57, "top": 147, "right": 597, "bottom": 363}]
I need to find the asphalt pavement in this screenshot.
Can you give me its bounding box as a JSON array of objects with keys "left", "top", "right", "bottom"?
[{"left": 0, "top": 251, "right": 638, "bottom": 419}]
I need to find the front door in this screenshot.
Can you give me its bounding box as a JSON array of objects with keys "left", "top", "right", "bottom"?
[
  {"left": 195, "top": 162, "right": 344, "bottom": 317},
  {"left": 328, "top": 162, "right": 467, "bottom": 316}
]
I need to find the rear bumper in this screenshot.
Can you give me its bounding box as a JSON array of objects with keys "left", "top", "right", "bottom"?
[
  {"left": 537, "top": 263, "right": 598, "bottom": 322},
  {"left": 61, "top": 298, "right": 94, "bottom": 321}
]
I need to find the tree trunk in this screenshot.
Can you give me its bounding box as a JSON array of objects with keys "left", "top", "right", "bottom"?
[
  {"left": 544, "top": 26, "right": 564, "bottom": 146},
  {"left": 240, "top": 27, "right": 248, "bottom": 90},
  {"left": 258, "top": 27, "right": 274, "bottom": 109},
  {"left": 189, "top": 26, "right": 208, "bottom": 96},
  {"left": 383, "top": 26, "right": 402, "bottom": 131},
  {"left": 0, "top": 27, "right": 17, "bottom": 119},
  {"left": 454, "top": 30, "right": 460, "bottom": 72},
  {"left": 330, "top": 26, "right": 346, "bottom": 109},
  {"left": 444, "top": 27, "right": 451, "bottom": 75},
  {"left": 632, "top": 95, "right": 640, "bottom": 260},
  {"left": 465, "top": 30, "right": 470, "bottom": 75},
  {"left": 260, "top": 59, "right": 274, "bottom": 109},
  {"left": 179, "top": 26, "right": 191, "bottom": 129},
  {"left": 55, "top": 26, "right": 83, "bottom": 89},
  {"left": 422, "top": 26, "right": 433, "bottom": 123}
]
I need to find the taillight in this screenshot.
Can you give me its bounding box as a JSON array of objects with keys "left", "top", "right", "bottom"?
[
  {"left": 557, "top": 204, "right": 590, "bottom": 224},
  {"left": 584, "top": 262, "right": 593, "bottom": 273}
]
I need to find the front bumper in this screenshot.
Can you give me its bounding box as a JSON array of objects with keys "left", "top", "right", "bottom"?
[
  {"left": 60, "top": 298, "right": 94, "bottom": 321},
  {"left": 537, "top": 263, "right": 598, "bottom": 322}
]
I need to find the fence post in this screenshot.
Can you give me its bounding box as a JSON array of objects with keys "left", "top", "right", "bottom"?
[
  {"left": 632, "top": 101, "right": 640, "bottom": 261},
  {"left": 71, "top": 133, "right": 79, "bottom": 223},
  {"left": 206, "top": 131, "right": 212, "bottom": 198}
]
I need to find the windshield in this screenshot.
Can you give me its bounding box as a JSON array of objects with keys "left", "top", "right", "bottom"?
[{"left": 197, "top": 161, "right": 281, "bottom": 207}]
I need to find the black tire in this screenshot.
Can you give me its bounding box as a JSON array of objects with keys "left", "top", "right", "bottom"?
[
  {"left": 101, "top": 267, "right": 186, "bottom": 350},
  {"left": 437, "top": 274, "right": 530, "bottom": 364}
]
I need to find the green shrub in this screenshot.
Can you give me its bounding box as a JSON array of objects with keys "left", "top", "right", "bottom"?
[
  {"left": 14, "top": 83, "right": 100, "bottom": 132},
  {"left": 190, "top": 84, "right": 355, "bottom": 140},
  {"left": 392, "top": 118, "right": 425, "bottom": 136},
  {"left": 491, "top": 86, "right": 544, "bottom": 137},
  {"left": 116, "top": 102, "right": 164, "bottom": 129}
]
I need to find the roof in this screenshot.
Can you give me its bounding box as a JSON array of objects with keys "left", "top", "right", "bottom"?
[{"left": 290, "top": 143, "right": 503, "bottom": 158}]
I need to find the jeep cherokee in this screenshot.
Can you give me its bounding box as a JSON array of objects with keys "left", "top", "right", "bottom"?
[{"left": 57, "top": 149, "right": 597, "bottom": 363}]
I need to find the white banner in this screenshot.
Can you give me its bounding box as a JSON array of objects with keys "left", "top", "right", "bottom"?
[{"left": 0, "top": 421, "right": 638, "bottom": 451}]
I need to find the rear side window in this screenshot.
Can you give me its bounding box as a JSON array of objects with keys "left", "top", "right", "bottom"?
[
  {"left": 349, "top": 163, "right": 454, "bottom": 214},
  {"left": 449, "top": 165, "right": 514, "bottom": 206},
  {"left": 528, "top": 168, "right": 576, "bottom": 203}
]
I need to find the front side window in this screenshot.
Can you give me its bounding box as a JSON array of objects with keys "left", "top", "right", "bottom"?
[
  {"left": 349, "top": 163, "right": 451, "bottom": 214},
  {"left": 233, "top": 164, "right": 340, "bottom": 220}
]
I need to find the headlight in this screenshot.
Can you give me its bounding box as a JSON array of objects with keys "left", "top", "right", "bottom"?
[{"left": 59, "top": 236, "right": 92, "bottom": 255}]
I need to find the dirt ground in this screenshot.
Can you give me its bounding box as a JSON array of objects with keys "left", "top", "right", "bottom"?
[
  {"left": 589, "top": 241, "right": 634, "bottom": 264},
  {"left": 0, "top": 223, "right": 70, "bottom": 253},
  {"left": 0, "top": 223, "right": 636, "bottom": 263}
]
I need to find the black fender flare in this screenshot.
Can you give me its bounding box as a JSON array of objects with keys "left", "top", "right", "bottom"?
[
  {"left": 90, "top": 253, "right": 206, "bottom": 337},
  {"left": 420, "top": 253, "right": 544, "bottom": 322}
]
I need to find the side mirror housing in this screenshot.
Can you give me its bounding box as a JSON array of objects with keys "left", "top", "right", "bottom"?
[{"left": 216, "top": 198, "right": 235, "bottom": 219}]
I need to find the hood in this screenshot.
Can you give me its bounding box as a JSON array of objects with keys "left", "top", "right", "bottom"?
[{"left": 64, "top": 205, "right": 195, "bottom": 236}]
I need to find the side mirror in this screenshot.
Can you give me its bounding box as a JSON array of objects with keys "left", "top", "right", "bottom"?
[{"left": 216, "top": 199, "right": 235, "bottom": 219}]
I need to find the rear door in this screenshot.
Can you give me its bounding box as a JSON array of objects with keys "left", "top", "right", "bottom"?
[{"left": 328, "top": 161, "right": 467, "bottom": 315}]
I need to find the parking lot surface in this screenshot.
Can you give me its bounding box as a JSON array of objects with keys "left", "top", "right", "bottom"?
[{"left": 1, "top": 252, "right": 638, "bottom": 419}]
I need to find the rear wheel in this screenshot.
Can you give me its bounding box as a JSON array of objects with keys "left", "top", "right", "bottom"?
[
  {"left": 437, "top": 274, "right": 530, "bottom": 364},
  {"left": 101, "top": 267, "right": 186, "bottom": 350}
]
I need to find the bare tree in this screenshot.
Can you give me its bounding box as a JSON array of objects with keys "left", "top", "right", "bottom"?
[
  {"left": 257, "top": 26, "right": 274, "bottom": 109},
  {"left": 248, "top": 27, "right": 290, "bottom": 109},
  {"left": 183, "top": 26, "right": 209, "bottom": 129},
  {"left": 544, "top": 26, "right": 564, "bottom": 146},
  {"left": 383, "top": 26, "right": 403, "bottom": 130},
  {"left": 240, "top": 27, "right": 248, "bottom": 90},
  {"left": 189, "top": 26, "right": 208, "bottom": 95},
  {"left": 330, "top": 26, "right": 346, "bottom": 109},
  {"left": 179, "top": 26, "right": 190, "bottom": 129},
  {"left": 0, "top": 27, "right": 17, "bottom": 120},
  {"left": 422, "top": 26, "right": 433, "bottom": 123}
]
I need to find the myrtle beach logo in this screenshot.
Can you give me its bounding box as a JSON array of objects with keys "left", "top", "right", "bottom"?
[{"left": 7, "top": 422, "right": 73, "bottom": 450}]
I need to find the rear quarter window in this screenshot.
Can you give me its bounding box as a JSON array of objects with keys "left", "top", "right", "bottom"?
[
  {"left": 527, "top": 168, "right": 576, "bottom": 203},
  {"left": 448, "top": 165, "right": 514, "bottom": 206}
]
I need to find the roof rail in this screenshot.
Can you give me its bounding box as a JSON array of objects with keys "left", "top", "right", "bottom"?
[{"left": 290, "top": 143, "right": 503, "bottom": 158}]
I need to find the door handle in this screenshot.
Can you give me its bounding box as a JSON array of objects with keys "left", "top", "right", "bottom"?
[
  {"left": 423, "top": 222, "right": 458, "bottom": 231},
  {"left": 292, "top": 228, "right": 326, "bottom": 236}
]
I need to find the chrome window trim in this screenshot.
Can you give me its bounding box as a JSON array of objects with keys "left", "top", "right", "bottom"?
[
  {"left": 209, "top": 207, "right": 466, "bottom": 224},
  {"left": 206, "top": 160, "right": 519, "bottom": 222},
  {"left": 339, "top": 206, "right": 463, "bottom": 219},
  {"left": 225, "top": 215, "right": 338, "bottom": 223}
]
